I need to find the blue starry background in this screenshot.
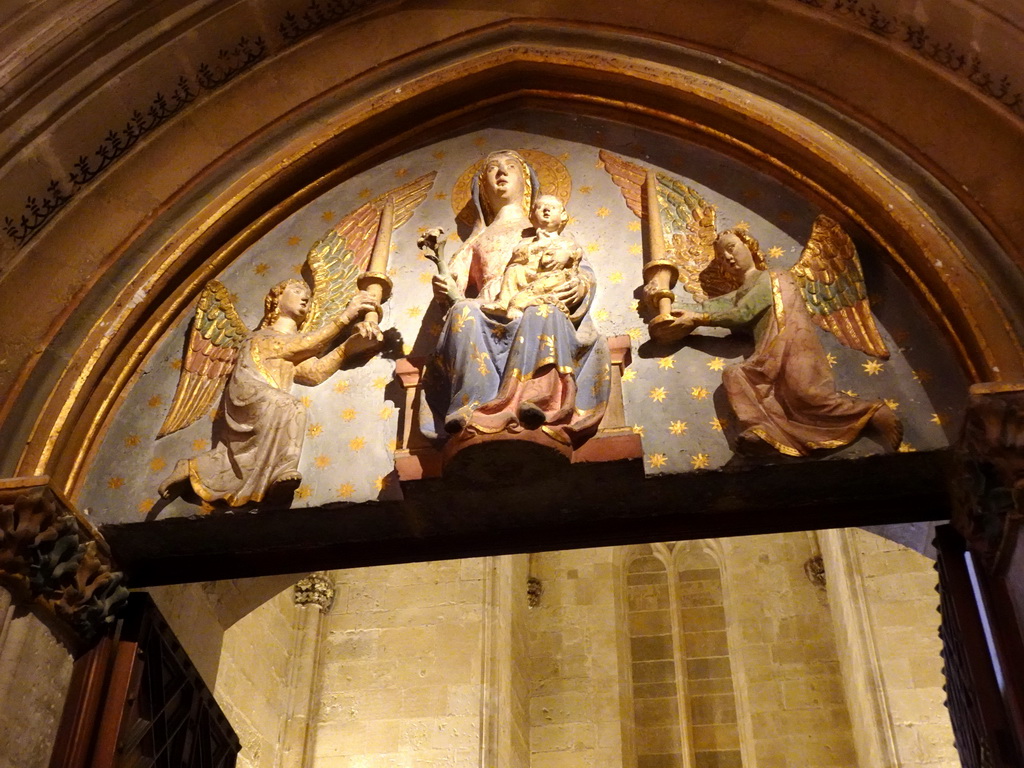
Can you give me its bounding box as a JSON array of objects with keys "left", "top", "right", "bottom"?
[{"left": 78, "top": 109, "right": 966, "bottom": 523}]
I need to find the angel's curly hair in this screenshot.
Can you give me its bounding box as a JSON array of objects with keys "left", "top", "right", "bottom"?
[
  {"left": 717, "top": 228, "right": 767, "bottom": 271},
  {"left": 260, "top": 278, "right": 309, "bottom": 329}
]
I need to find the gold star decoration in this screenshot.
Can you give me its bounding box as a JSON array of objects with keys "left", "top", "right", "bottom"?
[
  {"left": 292, "top": 264, "right": 303, "bottom": 275},
  {"left": 690, "top": 453, "right": 710, "bottom": 470},
  {"left": 710, "top": 417, "right": 729, "bottom": 432},
  {"left": 301, "top": 395, "right": 313, "bottom": 408},
  {"left": 380, "top": 406, "right": 394, "bottom": 420},
  {"left": 650, "top": 387, "right": 668, "bottom": 403},
  {"left": 586, "top": 242, "right": 599, "bottom": 253},
  {"left": 883, "top": 398, "right": 900, "bottom": 411},
  {"left": 632, "top": 424, "right": 645, "bottom": 437},
  {"left": 596, "top": 206, "right": 611, "bottom": 218},
  {"left": 622, "top": 369, "right": 637, "bottom": 382},
  {"left": 862, "top": 360, "right": 884, "bottom": 376},
  {"left": 658, "top": 357, "right": 675, "bottom": 370},
  {"left": 322, "top": 211, "right": 334, "bottom": 222},
  {"left": 315, "top": 454, "right": 331, "bottom": 468},
  {"left": 295, "top": 486, "right": 313, "bottom": 500},
  {"left": 733, "top": 221, "right": 750, "bottom": 231},
  {"left": 255, "top": 263, "right": 269, "bottom": 275},
  {"left": 124, "top": 434, "right": 141, "bottom": 448},
  {"left": 707, "top": 357, "right": 725, "bottom": 371},
  {"left": 912, "top": 369, "right": 933, "bottom": 383},
  {"left": 609, "top": 271, "right": 624, "bottom": 284},
  {"left": 579, "top": 185, "right": 592, "bottom": 194},
  {"left": 628, "top": 328, "right": 643, "bottom": 342},
  {"left": 826, "top": 353, "right": 838, "bottom": 369},
  {"left": 473, "top": 136, "right": 488, "bottom": 147},
  {"left": 629, "top": 244, "right": 642, "bottom": 256},
  {"left": 841, "top": 389, "right": 858, "bottom": 398},
  {"left": 170, "top": 359, "right": 182, "bottom": 371},
  {"left": 137, "top": 498, "right": 155, "bottom": 514},
  {"left": 337, "top": 482, "right": 356, "bottom": 498},
  {"left": 374, "top": 377, "right": 389, "bottom": 390},
  {"left": 358, "top": 188, "right": 372, "bottom": 198},
  {"left": 307, "top": 424, "right": 323, "bottom": 438},
  {"left": 148, "top": 395, "right": 163, "bottom": 408},
  {"left": 435, "top": 192, "right": 447, "bottom": 200},
  {"left": 433, "top": 149, "right": 447, "bottom": 160},
  {"left": 419, "top": 272, "right": 433, "bottom": 284},
  {"left": 334, "top": 379, "right": 350, "bottom": 393},
  {"left": 149, "top": 457, "right": 166, "bottom": 473},
  {"left": 349, "top": 436, "right": 366, "bottom": 451},
  {"left": 595, "top": 308, "right": 611, "bottom": 322},
  {"left": 648, "top": 453, "right": 667, "bottom": 468},
  {"left": 192, "top": 438, "right": 209, "bottom": 451},
  {"left": 375, "top": 475, "right": 388, "bottom": 492},
  {"left": 690, "top": 386, "right": 709, "bottom": 400},
  {"left": 628, "top": 221, "right": 641, "bottom": 232},
  {"left": 768, "top": 246, "right": 784, "bottom": 259},
  {"left": 407, "top": 306, "right": 423, "bottom": 318},
  {"left": 288, "top": 237, "right": 304, "bottom": 248},
  {"left": 898, "top": 441, "right": 916, "bottom": 452},
  {"left": 669, "top": 420, "right": 688, "bottom": 435},
  {"left": 394, "top": 167, "right": 408, "bottom": 178},
  {"left": 930, "top": 413, "right": 943, "bottom": 426},
  {"left": 107, "top": 477, "right": 125, "bottom": 490},
  {"left": 630, "top": 299, "right": 640, "bottom": 312},
  {"left": 387, "top": 438, "right": 398, "bottom": 452}
]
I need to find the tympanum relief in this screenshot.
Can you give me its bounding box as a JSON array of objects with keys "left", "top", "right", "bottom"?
[{"left": 77, "top": 117, "right": 964, "bottom": 524}]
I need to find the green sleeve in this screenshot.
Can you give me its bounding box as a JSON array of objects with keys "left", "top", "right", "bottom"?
[{"left": 700, "top": 272, "right": 772, "bottom": 329}]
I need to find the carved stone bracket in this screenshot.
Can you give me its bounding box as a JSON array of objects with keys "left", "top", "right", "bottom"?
[
  {"left": 0, "top": 476, "right": 128, "bottom": 645},
  {"left": 952, "top": 383, "right": 1024, "bottom": 576},
  {"left": 293, "top": 571, "right": 335, "bottom": 612}
]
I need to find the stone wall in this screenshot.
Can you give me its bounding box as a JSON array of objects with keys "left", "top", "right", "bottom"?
[{"left": 0, "top": 588, "right": 73, "bottom": 768}]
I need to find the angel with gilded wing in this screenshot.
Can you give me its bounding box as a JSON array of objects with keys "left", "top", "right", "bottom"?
[
  {"left": 600, "top": 152, "right": 901, "bottom": 457},
  {"left": 157, "top": 173, "right": 435, "bottom": 506}
]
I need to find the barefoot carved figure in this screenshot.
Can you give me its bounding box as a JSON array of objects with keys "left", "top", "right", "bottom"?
[
  {"left": 158, "top": 173, "right": 434, "bottom": 505},
  {"left": 601, "top": 151, "right": 902, "bottom": 457}
]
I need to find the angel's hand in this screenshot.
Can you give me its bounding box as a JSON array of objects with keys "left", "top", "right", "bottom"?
[
  {"left": 641, "top": 280, "right": 665, "bottom": 311},
  {"left": 354, "top": 319, "right": 384, "bottom": 342},
  {"left": 650, "top": 309, "right": 703, "bottom": 344},
  {"left": 339, "top": 291, "right": 382, "bottom": 326},
  {"left": 432, "top": 274, "right": 462, "bottom": 304},
  {"left": 550, "top": 275, "right": 587, "bottom": 311}
]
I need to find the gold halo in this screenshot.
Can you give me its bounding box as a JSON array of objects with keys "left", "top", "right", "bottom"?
[{"left": 451, "top": 149, "right": 572, "bottom": 221}]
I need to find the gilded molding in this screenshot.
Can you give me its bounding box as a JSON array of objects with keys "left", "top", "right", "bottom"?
[
  {"left": 294, "top": 571, "right": 335, "bottom": 611},
  {"left": 0, "top": 476, "right": 128, "bottom": 642},
  {"left": 952, "top": 383, "right": 1024, "bottom": 576}
]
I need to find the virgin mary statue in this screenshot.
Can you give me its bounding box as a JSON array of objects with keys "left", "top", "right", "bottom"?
[{"left": 419, "top": 150, "right": 610, "bottom": 453}]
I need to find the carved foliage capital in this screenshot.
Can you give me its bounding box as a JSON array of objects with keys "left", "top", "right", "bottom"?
[
  {"left": 953, "top": 384, "right": 1024, "bottom": 573},
  {"left": 0, "top": 477, "right": 128, "bottom": 642},
  {"left": 294, "top": 571, "right": 334, "bottom": 612}
]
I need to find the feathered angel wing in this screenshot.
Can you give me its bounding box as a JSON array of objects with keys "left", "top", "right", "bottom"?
[
  {"left": 598, "top": 151, "right": 726, "bottom": 301},
  {"left": 791, "top": 215, "right": 890, "bottom": 359},
  {"left": 158, "top": 281, "right": 248, "bottom": 437},
  {"left": 303, "top": 171, "right": 436, "bottom": 331}
]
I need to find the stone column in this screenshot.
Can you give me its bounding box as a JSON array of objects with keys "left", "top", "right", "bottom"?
[
  {"left": 280, "top": 572, "right": 335, "bottom": 768},
  {"left": 817, "top": 529, "right": 899, "bottom": 768}
]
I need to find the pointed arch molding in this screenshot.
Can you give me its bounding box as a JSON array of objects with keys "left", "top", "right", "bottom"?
[{"left": 3, "top": 18, "right": 1023, "bottom": 485}]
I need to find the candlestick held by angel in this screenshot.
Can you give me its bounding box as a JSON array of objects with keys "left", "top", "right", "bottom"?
[
  {"left": 601, "top": 151, "right": 902, "bottom": 457},
  {"left": 156, "top": 173, "right": 435, "bottom": 506}
]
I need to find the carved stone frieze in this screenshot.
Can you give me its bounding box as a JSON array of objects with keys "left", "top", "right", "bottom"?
[
  {"left": 294, "top": 572, "right": 335, "bottom": 612},
  {"left": 0, "top": 477, "right": 128, "bottom": 643},
  {"left": 952, "top": 383, "right": 1024, "bottom": 575}
]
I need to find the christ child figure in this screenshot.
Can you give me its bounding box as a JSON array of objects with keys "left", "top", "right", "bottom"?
[{"left": 483, "top": 195, "right": 583, "bottom": 320}]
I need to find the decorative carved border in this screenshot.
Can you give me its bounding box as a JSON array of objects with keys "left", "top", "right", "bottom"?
[
  {"left": 794, "top": 0, "right": 1024, "bottom": 119},
  {"left": 279, "top": 0, "right": 391, "bottom": 43},
  {"left": 0, "top": 476, "right": 128, "bottom": 644},
  {"left": 3, "top": 37, "right": 267, "bottom": 248}
]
